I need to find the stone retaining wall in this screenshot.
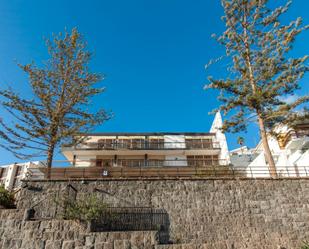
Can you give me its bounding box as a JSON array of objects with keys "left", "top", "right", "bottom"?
[
  {"left": 13, "top": 179, "right": 309, "bottom": 249},
  {"left": 0, "top": 217, "right": 158, "bottom": 249},
  {"left": 0, "top": 208, "right": 24, "bottom": 220}
]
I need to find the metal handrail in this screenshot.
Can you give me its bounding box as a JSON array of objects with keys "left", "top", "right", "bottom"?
[
  {"left": 33, "top": 165, "right": 309, "bottom": 180},
  {"left": 71, "top": 141, "right": 221, "bottom": 150},
  {"left": 94, "top": 159, "right": 226, "bottom": 167}
]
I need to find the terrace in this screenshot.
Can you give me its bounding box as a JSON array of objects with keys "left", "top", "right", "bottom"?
[
  {"left": 62, "top": 135, "right": 222, "bottom": 161},
  {"left": 71, "top": 140, "right": 220, "bottom": 150}
]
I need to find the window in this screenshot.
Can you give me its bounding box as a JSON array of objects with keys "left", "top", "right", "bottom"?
[
  {"left": 118, "top": 139, "right": 130, "bottom": 149},
  {"left": 131, "top": 139, "right": 144, "bottom": 149},
  {"left": 98, "top": 139, "right": 115, "bottom": 149},
  {"left": 186, "top": 139, "right": 200, "bottom": 149},
  {"left": 149, "top": 139, "right": 164, "bottom": 149},
  {"left": 185, "top": 139, "right": 213, "bottom": 149},
  {"left": 0, "top": 168, "right": 7, "bottom": 179},
  {"left": 201, "top": 139, "right": 212, "bottom": 149},
  {"left": 96, "top": 159, "right": 102, "bottom": 167},
  {"left": 119, "top": 159, "right": 144, "bottom": 167},
  {"left": 187, "top": 155, "right": 219, "bottom": 167},
  {"left": 15, "top": 166, "right": 22, "bottom": 176},
  {"left": 96, "top": 159, "right": 112, "bottom": 167},
  {"left": 0, "top": 168, "right": 2, "bottom": 178}
]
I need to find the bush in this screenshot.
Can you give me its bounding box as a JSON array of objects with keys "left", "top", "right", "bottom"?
[
  {"left": 58, "top": 194, "right": 109, "bottom": 222},
  {"left": 300, "top": 241, "right": 309, "bottom": 249},
  {"left": 0, "top": 185, "right": 15, "bottom": 208}
]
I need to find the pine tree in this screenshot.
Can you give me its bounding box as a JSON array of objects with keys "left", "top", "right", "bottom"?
[
  {"left": 0, "top": 28, "right": 110, "bottom": 179},
  {"left": 206, "top": 0, "right": 308, "bottom": 177},
  {"left": 237, "top": 136, "right": 245, "bottom": 147}
]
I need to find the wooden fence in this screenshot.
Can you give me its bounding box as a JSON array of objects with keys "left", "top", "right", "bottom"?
[{"left": 37, "top": 166, "right": 249, "bottom": 179}]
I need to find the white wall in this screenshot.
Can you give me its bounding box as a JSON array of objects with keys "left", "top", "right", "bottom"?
[
  {"left": 74, "top": 156, "right": 96, "bottom": 167},
  {"left": 210, "top": 112, "right": 230, "bottom": 165},
  {"left": 245, "top": 134, "right": 309, "bottom": 178},
  {"left": 0, "top": 161, "right": 46, "bottom": 190},
  {"left": 163, "top": 135, "right": 188, "bottom": 166}
]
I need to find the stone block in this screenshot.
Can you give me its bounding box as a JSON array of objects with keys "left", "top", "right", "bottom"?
[
  {"left": 102, "top": 242, "right": 113, "bottom": 249},
  {"left": 85, "top": 235, "right": 96, "bottom": 245},
  {"left": 114, "top": 240, "right": 124, "bottom": 248},
  {"left": 94, "top": 233, "right": 109, "bottom": 243},
  {"left": 62, "top": 240, "right": 76, "bottom": 249},
  {"left": 45, "top": 240, "right": 62, "bottom": 249}
]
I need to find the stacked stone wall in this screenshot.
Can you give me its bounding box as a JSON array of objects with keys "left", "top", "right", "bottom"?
[
  {"left": 8, "top": 179, "right": 309, "bottom": 248},
  {"left": 0, "top": 217, "right": 158, "bottom": 249}
]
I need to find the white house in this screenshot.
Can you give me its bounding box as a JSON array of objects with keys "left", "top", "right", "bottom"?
[
  {"left": 60, "top": 111, "right": 230, "bottom": 169},
  {"left": 0, "top": 161, "right": 45, "bottom": 190},
  {"left": 0, "top": 112, "right": 231, "bottom": 184},
  {"left": 230, "top": 121, "right": 309, "bottom": 177}
]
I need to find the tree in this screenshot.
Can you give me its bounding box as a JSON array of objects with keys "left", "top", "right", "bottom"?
[
  {"left": 237, "top": 136, "right": 245, "bottom": 154},
  {"left": 205, "top": 0, "right": 308, "bottom": 177},
  {"left": 237, "top": 136, "right": 245, "bottom": 147},
  {"left": 0, "top": 28, "right": 110, "bottom": 179}
]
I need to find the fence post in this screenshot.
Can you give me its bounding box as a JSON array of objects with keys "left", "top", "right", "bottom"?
[
  {"left": 213, "top": 165, "right": 217, "bottom": 177},
  {"left": 286, "top": 167, "right": 290, "bottom": 177},
  {"left": 305, "top": 166, "right": 308, "bottom": 177},
  {"left": 249, "top": 166, "right": 253, "bottom": 178}
]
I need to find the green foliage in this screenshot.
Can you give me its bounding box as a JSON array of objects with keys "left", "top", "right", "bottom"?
[
  {"left": 59, "top": 194, "right": 109, "bottom": 222},
  {"left": 300, "top": 241, "right": 309, "bottom": 249},
  {"left": 206, "top": 0, "right": 308, "bottom": 133},
  {"left": 0, "top": 28, "right": 111, "bottom": 173},
  {"left": 237, "top": 136, "right": 245, "bottom": 146},
  {"left": 0, "top": 185, "right": 15, "bottom": 208}
]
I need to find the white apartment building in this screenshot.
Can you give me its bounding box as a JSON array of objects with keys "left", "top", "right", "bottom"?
[
  {"left": 61, "top": 112, "right": 230, "bottom": 169},
  {"left": 0, "top": 161, "right": 45, "bottom": 190},
  {"left": 1, "top": 112, "right": 231, "bottom": 184},
  {"left": 230, "top": 121, "right": 309, "bottom": 177}
]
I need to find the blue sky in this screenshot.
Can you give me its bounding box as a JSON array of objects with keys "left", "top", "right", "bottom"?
[{"left": 0, "top": 0, "right": 308, "bottom": 164}]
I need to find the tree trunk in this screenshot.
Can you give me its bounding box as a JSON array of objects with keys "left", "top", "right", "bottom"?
[
  {"left": 241, "top": 7, "right": 277, "bottom": 178},
  {"left": 46, "top": 143, "right": 55, "bottom": 179},
  {"left": 257, "top": 115, "right": 277, "bottom": 178}
]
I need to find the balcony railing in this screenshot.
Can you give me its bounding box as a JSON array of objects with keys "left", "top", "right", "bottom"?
[
  {"left": 72, "top": 141, "right": 220, "bottom": 150},
  {"left": 37, "top": 165, "right": 237, "bottom": 179},
  {"left": 95, "top": 159, "right": 224, "bottom": 167},
  {"left": 35, "top": 165, "right": 309, "bottom": 180}
]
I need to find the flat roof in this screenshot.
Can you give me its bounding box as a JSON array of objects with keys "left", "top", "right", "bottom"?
[{"left": 77, "top": 132, "right": 216, "bottom": 136}]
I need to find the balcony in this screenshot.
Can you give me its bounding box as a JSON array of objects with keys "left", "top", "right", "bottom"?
[
  {"left": 71, "top": 140, "right": 220, "bottom": 151},
  {"left": 77, "top": 158, "right": 224, "bottom": 168}
]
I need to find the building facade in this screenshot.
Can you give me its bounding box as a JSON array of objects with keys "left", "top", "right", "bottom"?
[
  {"left": 62, "top": 112, "right": 230, "bottom": 170},
  {"left": 1, "top": 112, "right": 231, "bottom": 184},
  {"left": 230, "top": 122, "right": 309, "bottom": 177},
  {"left": 0, "top": 161, "right": 45, "bottom": 190}
]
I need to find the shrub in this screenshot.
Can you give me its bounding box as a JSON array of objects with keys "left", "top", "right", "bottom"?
[
  {"left": 58, "top": 194, "right": 109, "bottom": 222},
  {"left": 0, "top": 185, "right": 15, "bottom": 208},
  {"left": 300, "top": 241, "right": 309, "bottom": 249}
]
